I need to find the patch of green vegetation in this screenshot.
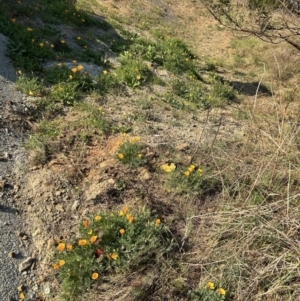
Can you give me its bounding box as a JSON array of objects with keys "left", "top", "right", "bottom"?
[
  {"left": 116, "top": 137, "right": 146, "bottom": 168},
  {"left": 116, "top": 54, "right": 154, "bottom": 88},
  {"left": 52, "top": 208, "right": 173, "bottom": 300},
  {"left": 16, "top": 75, "right": 45, "bottom": 97}
]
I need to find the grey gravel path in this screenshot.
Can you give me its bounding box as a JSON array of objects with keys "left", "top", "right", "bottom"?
[{"left": 0, "top": 33, "right": 28, "bottom": 301}]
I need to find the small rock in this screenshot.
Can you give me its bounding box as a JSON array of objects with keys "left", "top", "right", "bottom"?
[
  {"left": 55, "top": 204, "right": 64, "bottom": 212},
  {"left": 47, "top": 237, "right": 56, "bottom": 249},
  {"left": 19, "top": 232, "right": 29, "bottom": 240},
  {"left": 19, "top": 257, "right": 33, "bottom": 272},
  {"left": 138, "top": 168, "right": 152, "bottom": 181},
  {"left": 17, "top": 284, "right": 25, "bottom": 292},
  {"left": 84, "top": 178, "right": 115, "bottom": 201},
  {"left": 175, "top": 143, "right": 189, "bottom": 151},
  {"left": 41, "top": 282, "right": 51, "bottom": 296},
  {"left": 71, "top": 200, "right": 79, "bottom": 211},
  {"left": 0, "top": 152, "right": 9, "bottom": 161},
  {"left": 30, "top": 260, "right": 36, "bottom": 270},
  {"left": 8, "top": 251, "right": 16, "bottom": 258},
  {"left": 0, "top": 180, "right": 6, "bottom": 189},
  {"left": 145, "top": 152, "right": 156, "bottom": 161},
  {"left": 55, "top": 191, "right": 62, "bottom": 196},
  {"left": 32, "top": 229, "right": 40, "bottom": 237}
]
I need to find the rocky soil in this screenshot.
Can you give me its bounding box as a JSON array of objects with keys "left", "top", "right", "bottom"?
[{"left": 0, "top": 33, "right": 57, "bottom": 301}]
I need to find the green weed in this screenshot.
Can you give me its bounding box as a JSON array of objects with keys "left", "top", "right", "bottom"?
[
  {"left": 52, "top": 207, "right": 172, "bottom": 300},
  {"left": 117, "top": 53, "right": 153, "bottom": 88},
  {"left": 116, "top": 137, "right": 146, "bottom": 168},
  {"left": 16, "top": 75, "right": 45, "bottom": 97},
  {"left": 168, "top": 164, "right": 205, "bottom": 195},
  {"left": 49, "top": 81, "right": 80, "bottom": 105}
]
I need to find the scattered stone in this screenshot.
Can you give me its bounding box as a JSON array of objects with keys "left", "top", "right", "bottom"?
[
  {"left": 55, "top": 191, "right": 62, "bottom": 196},
  {"left": 47, "top": 237, "right": 56, "bottom": 249},
  {"left": 32, "top": 229, "right": 40, "bottom": 237},
  {"left": 17, "top": 284, "right": 25, "bottom": 292},
  {"left": 41, "top": 282, "right": 51, "bottom": 296},
  {"left": 138, "top": 168, "right": 152, "bottom": 181},
  {"left": 0, "top": 179, "right": 6, "bottom": 189},
  {"left": 145, "top": 152, "right": 156, "bottom": 161},
  {"left": 0, "top": 152, "right": 9, "bottom": 161},
  {"left": 19, "top": 232, "right": 29, "bottom": 240},
  {"left": 71, "top": 199, "right": 79, "bottom": 211},
  {"left": 30, "top": 261, "right": 36, "bottom": 271},
  {"left": 19, "top": 257, "right": 33, "bottom": 272},
  {"left": 84, "top": 178, "right": 115, "bottom": 201},
  {"left": 55, "top": 204, "right": 64, "bottom": 212},
  {"left": 175, "top": 143, "right": 189, "bottom": 151},
  {"left": 8, "top": 251, "right": 16, "bottom": 258}
]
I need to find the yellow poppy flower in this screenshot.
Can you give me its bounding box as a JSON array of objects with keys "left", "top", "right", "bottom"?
[
  {"left": 78, "top": 239, "right": 87, "bottom": 246},
  {"left": 207, "top": 281, "right": 215, "bottom": 290},
  {"left": 90, "top": 236, "right": 98, "bottom": 243},
  {"left": 126, "top": 214, "right": 134, "bottom": 223},
  {"left": 119, "top": 228, "right": 125, "bottom": 235},
  {"left": 59, "top": 260, "right": 65, "bottom": 266},
  {"left": 57, "top": 243, "right": 65, "bottom": 252},
  {"left": 94, "top": 215, "right": 101, "bottom": 221},
  {"left": 108, "top": 252, "right": 118, "bottom": 260},
  {"left": 219, "top": 288, "right": 226, "bottom": 295},
  {"left": 117, "top": 153, "right": 124, "bottom": 159},
  {"left": 76, "top": 65, "right": 84, "bottom": 71},
  {"left": 188, "top": 164, "right": 195, "bottom": 172},
  {"left": 160, "top": 163, "right": 176, "bottom": 173},
  {"left": 123, "top": 206, "right": 129, "bottom": 214},
  {"left": 91, "top": 272, "right": 99, "bottom": 280}
]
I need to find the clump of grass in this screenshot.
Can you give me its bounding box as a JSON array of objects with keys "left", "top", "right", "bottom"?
[
  {"left": 166, "top": 164, "right": 205, "bottom": 195},
  {"left": 48, "top": 81, "right": 80, "bottom": 105},
  {"left": 16, "top": 74, "right": 45, "bottom": 97},
  {"left": 117, "top": 53, "right": 153, "bottom": 88},
  {"left": 52, "top": 207, "right": 172, "bottom": 300},
  {"left": 116, "top": 136, "right": 146, "bottom": 168},
  {"left": 96, "top": 70, "right": 121, "bottom": 94},
  {"left": 130, "top": 36, "right": 198, "bottom": 76},
  {"left": 24, "top": 102, "right": 113, "bottom": 165},
  {"left": 170, "top": 78, "right": 210, "bottom": 109},
  {"left": 208, "top": 74, "right": 236, "bottom": 106}
]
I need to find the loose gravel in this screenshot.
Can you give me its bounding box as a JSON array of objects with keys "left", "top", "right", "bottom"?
[{"left": 0, "top": 33, "right": 29, "bottom": 301}]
